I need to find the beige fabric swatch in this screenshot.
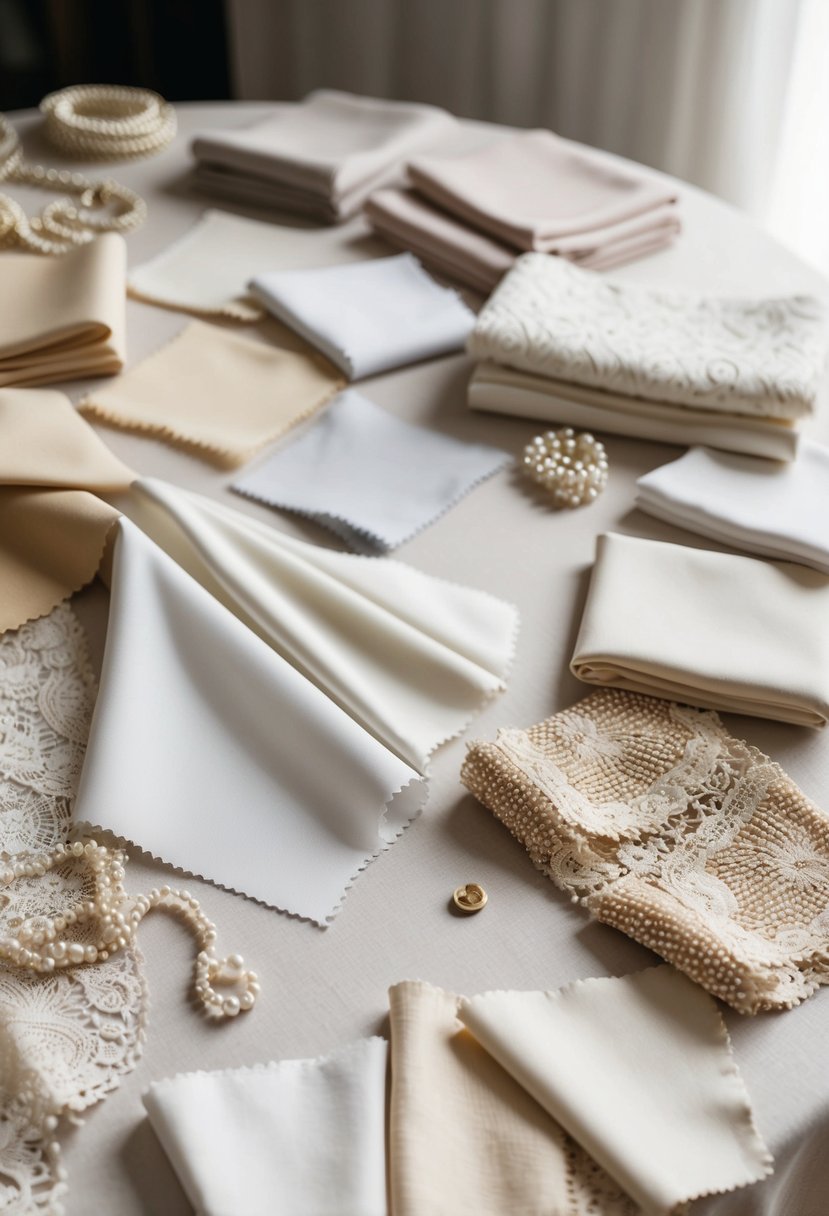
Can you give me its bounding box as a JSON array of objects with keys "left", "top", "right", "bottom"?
[
  {"left": 572, "top": 532, "right": 829, "bottom": 726},
  {"left": 461, "top": 688, "right": 829, "bottom": 1012},
  {"left": 80, "top": 320, "right": 343, "bottom": 468},
  {"left": 0, "top": 234, "right": 126, "bottom": 386}
]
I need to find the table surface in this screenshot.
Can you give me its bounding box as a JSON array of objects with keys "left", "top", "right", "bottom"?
[{"left": 8, "top": 103, "right": 829, "bottom": 1216}]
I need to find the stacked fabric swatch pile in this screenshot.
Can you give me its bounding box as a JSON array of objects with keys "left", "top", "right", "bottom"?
[{"left": 365, "top": 129, "right": 680, "bottom": 292}]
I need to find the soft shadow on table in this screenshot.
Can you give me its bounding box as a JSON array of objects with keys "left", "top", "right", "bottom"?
[
  {"left": 121, "top": 1118, "right": 192, "bottom": 1216},
  {"left": 573, "top": 918, "right": 661, "bottom": 978},
  {"left": 444, "top": 792, "right": 561, "bottom": 901}
]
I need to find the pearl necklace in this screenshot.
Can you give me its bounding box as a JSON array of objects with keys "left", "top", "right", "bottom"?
[
  {"left": 522, "top": 428, "right": 609, "bottom": 508},
  {"left": 0, "top": 839, "right": 259, "bottom": 1020},
  {"left": 40, "top": 86, "right": 176, "bottom": 160}
]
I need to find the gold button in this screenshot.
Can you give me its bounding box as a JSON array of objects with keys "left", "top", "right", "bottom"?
[{"left": 452, "top": 883, "right": 488, "bottom": 913}]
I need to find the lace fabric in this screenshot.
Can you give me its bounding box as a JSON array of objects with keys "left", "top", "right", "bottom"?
[{"left": 461, "top": 688, "right": 829, "bottom": 1013}]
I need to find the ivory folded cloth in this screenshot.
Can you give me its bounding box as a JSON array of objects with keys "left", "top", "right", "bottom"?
[
  {"left": 571, "top": 532, "right": 829, "bottom": 726},
  {"left": 233, "top": 389, "right": 510, "bottom": 552},
  {"left": 80, "top": 320, "right": 342, "bottom": 467},
  {"left": 248, "top": 254, "right": 475, "bottom": 380},
  {"left": 636, "top": 441, "right": 829, "bottom": 572},
  {"left": 191, "top": 90, "right": 455, "bottom": 222},
  {"left": 0, "top": 233, "right": 125, "bottom": 386},
  {"left": 144, "top": 1039, "right": 388, "bottom": 1216},
  {"left": 408, "top": 130, "right": 678, "bottom": 256}
]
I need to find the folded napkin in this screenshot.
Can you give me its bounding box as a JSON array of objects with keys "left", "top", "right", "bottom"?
[
  {"left": 461, "top": 688, "right": 829, "bottom": 1012},
  {"left": 636, "top": 441, "right": 829, "bottom": 572},
  {"left": 233, "top": 389, "right": 510, "bottom": 552},
  {"left": 191, "top": 90, "right": 455, "bottom": 222},
  {"left": 408, "top": 130, "right": 678, "bottom": 255},
  {"left": 248, "top": 254, "right": 475, "bottom": 380},
  {"left": 144, "top": 1038, "right": 388, "bottom": 1216},
  {"left": 571, "top": 532, "right": 829, "bottom": 726},
  {"left": 0, "top": 233, "right": 125, "bottom": 386},
  {"left": 80, "top": 320, "right": 342, "bottom": 467}
]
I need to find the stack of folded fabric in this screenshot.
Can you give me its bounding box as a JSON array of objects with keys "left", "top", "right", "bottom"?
[
  {"left": 365, "top": 128, "right": 681, "bottom": 291},
  {"left": 466, "top": 253, "right": 828, "bottom": 459},
  {"left": 190, "top": 90, "right": 455, "bottom": 222}
]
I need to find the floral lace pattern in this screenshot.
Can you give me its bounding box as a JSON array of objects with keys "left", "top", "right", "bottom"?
[
  {"left": 0, "top": 604, "right": 147, "bottom": 1214},
  {"left": 462, "top": 688, "right": 829, "bottom": 1013}
]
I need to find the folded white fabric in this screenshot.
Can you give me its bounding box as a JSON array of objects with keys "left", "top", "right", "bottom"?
[
  {"left": 571, "top": 531, "right": 829, "bottom": 727},
  {"left": 233, "top": 389, "right": 510, "bottom": 552},
  {"left": 459, "top": 968, "right": 772, "bottom": 1215},
  {"left": 143, "top": 1038, "right": 388, "bottom": 1216},
  {"left": 636, "top": 441, "right": 829, "bottom": 573},
  {"left": 248, "top": 254, "right": 475, "bottom": 380}
]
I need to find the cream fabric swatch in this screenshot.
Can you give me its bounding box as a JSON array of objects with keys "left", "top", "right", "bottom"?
[
  {"left": 232, "top": 389, "right": 510, "bottom": 552},
  {"left": 469, "top": 254, "right": 827, "bottom": 421},
  {"left": 80, "top": 321, "right": 342, "bottom": 468},
  {"left": 571, "top": 532, "right": 829, "bottom": 726},
  {"left": 0, "top": 234, "right": 126, "bottom": 386},
  {"left": 248, "top": 255, "right": 475, "bottom": 380},
  {"left": 468, "top": 361, "right": 800, "bottom": 462},
  {"left": 143, "top": 1039, "right": 388, "bottom": 1216},
  {"left": 636, "top": 442, "right": 829, "bottom": 573},
  {"left": 459, "top": 969, "right": 772, "bottom": 1214},
  {"left": 75, "top": 518, "right": 426, "bottom": 924},
  {"left": 408, "top": 131, "right": 677, "bottom": 254}
]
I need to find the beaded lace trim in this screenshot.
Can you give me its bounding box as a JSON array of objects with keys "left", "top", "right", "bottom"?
[{"left": 462, "top": 688, "right": 829, "bottom": 1014}]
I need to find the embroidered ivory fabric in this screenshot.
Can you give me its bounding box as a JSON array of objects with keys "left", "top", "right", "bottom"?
[
  {"left": 572, "top": 532, "right": 829, "bottom": 727},
  {"left": 468, "top": 254, "right": 828, "bottom": 420},
  {"left": 232, "top": 389, "right": 510, "bottom": 552},
  {"left": 80, "top": 321, "right": 343, "bottom": 467},
  {"left": 636, "top": 441, "right": 829, "bottom": 573},
  {"left": 0, "top": 234, "right": 126, "bottom": 387},
  {"left": 143, "top": 1039, "right": 388, "bottom": 1216},
  {"left": 248, "top": 254, "right": 475, "bottom": 380},
  {"left": 461, "top": 687, "right": 829, "bottom": 1012},
  {"left": 459, "top": 968, "right": 772, "bottom": 1214},
  {"left": 408, "top": 131, "right": 678, "bottom": 256},
  {"left": 191, "top": 90, "right": 455, "bottom": 222},
  {"left": 0, "top": 603, "right": 146, "bottom": 1213}
]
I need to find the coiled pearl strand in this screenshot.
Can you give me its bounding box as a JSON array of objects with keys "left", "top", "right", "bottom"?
[{"left": 522, "top": 428, "right": 609, "bottom": 508}]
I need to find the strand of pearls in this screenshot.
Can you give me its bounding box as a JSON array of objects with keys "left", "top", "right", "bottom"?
[
  {"left": 522, "top": 428, "right": 609, "bottom": 508},
  {"left": 0, "top": 839, "right": 259, "bottom": 1020},
  {"left": 40, "top": 86, "right": 176, "bottom": 160}
]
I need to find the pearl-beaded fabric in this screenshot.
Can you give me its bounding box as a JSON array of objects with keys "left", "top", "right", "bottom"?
[
  {"left": 521, "top": 427, "right": 608, "bottom": 508},
  {"left": 461, "top": 688, "right": 829, "bottom": 1014}
]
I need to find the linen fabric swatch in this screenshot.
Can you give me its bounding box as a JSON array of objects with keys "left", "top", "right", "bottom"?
[
  {"left": 232, "top": 389, "right": 510, "bottom": 552},
  {"left": 143, "top": 1038, "right": 388, "bottom": 1216},
  {"left": 636, "top": 441, "right": 829, "bottom": 573},
  {"left": 248, "top": 254, "right": 475, "bottom": 380},
  {"left": 571, "top": 532, "right": 829, "bottom": 727},
  {"left": 459, "top": 968, "right": 772, "bottom": 1213},
  {"left": 79, "top": 320, "right": 342, "bottom": 468},
  {"left": 0, "top": 233, "right": 126, "bottom": 386},
  {"left": 461, "top": 687, "right": 829, "bottom": 1012}
]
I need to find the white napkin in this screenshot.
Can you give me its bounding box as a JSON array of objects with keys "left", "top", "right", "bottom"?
[
  {"left": 233, "top": 389, "right": 510, "bottom": 552},
  {"left": 248, "top": 254, "right": 475, "bottom": 380},
  {"left": 144, "top": 1038, "right": 388, "bottom": 1216},
  {"left": 636, "top": 441, "right": 829, "bottom": 573}
]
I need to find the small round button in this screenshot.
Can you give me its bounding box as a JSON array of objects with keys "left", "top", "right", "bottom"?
[{"left": 452, "top": 883, "right": 488, "bottom": 913}]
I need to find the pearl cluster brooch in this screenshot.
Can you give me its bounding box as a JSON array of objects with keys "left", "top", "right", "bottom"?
[
  {"left": 0, "top": 839, "right": 259, "bottom": 1020},
  {"left": 522, "top": 428, "right": 608, "bottom": 508}
]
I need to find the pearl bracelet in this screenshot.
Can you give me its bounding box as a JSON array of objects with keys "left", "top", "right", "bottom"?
[{"left": 522, "top": 428, "right": 609, "bottom": 508}]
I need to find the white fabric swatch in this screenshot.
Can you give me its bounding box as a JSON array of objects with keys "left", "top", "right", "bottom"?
[
  {"left": 248, "top": 254, "right": 475, "bottom": 379},
  {"left": 459, "top": 968, "right": 772, "bottom": 1216},
  {"left": 75, "top": 518, "right": 425, "bottom": 924},
  {"left": 636, "top": 441, "right": 829, "bottom": 573},
  {"left": 233, "top": 389, "right": 510, "bottom": 552},
  {"left": 143, "top": 1038, "right": 388, "bottom": 1216}
]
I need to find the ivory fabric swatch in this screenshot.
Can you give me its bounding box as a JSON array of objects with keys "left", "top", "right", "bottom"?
[
  {"left": 571, "top": 532, "right": 829, "bottom": 727},
  {"left": 0, "top": 233, "right": 126, "bottom": 386},
  {"left": 461, "top": 687, "right": 829, "bottom": 1012},
  {"left": 232, "top": 389, "right": 510, "bottom": 552},
  {"left": 459, "top": 968, "right": 772, "bottom": 1214},
  {"left": 248, "top": 254, "right": 475, "bottom": 380},
  {"left": 144, "top": 1039, "right": 388, "bottom": 1216},
  {"left": 636, "top": 441, "right": 829, "bottom": 573},
  {"left": 79, "top": 321, "right": 342, "bottom": 467},
  {"left": 408, "top": 130, "right": 678, "bottom": 256}
]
